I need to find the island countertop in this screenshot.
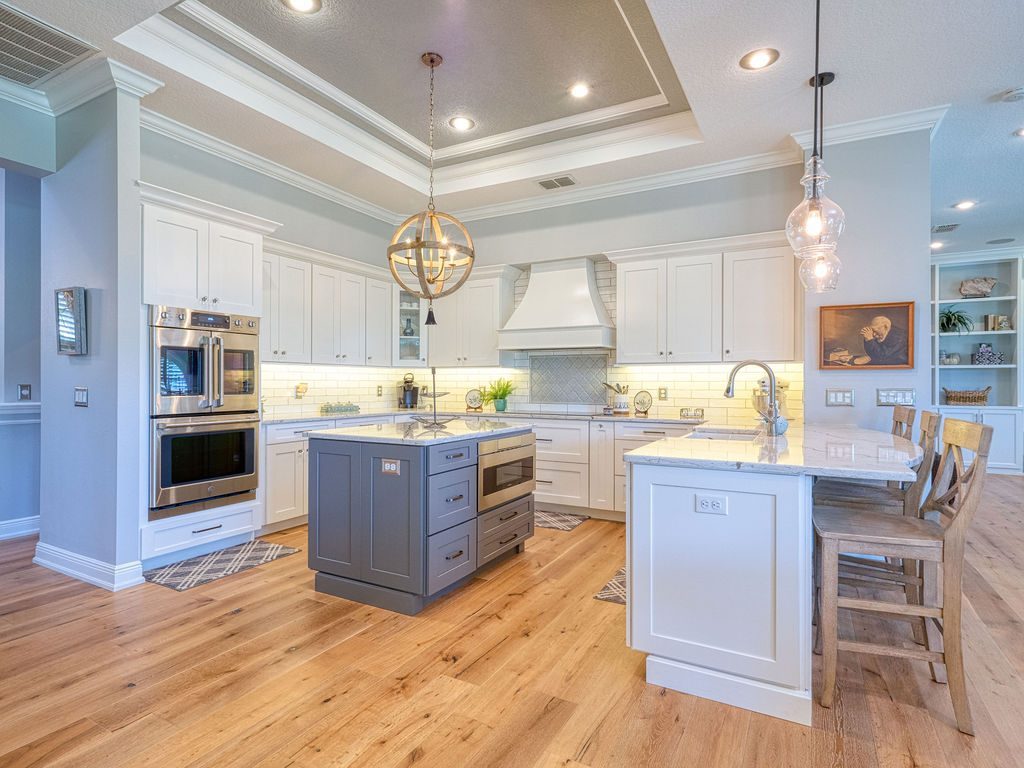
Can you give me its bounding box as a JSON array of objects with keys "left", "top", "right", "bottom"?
[
  {"left": 308, "top": 418, "right": 531, "bottom": 446},
  {"left": 624, "top": 424, "right": 921, "bottom": 481}
]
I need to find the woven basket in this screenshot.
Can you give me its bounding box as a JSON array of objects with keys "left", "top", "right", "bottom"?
[{"left": 942, "top": 386, "right": 991, "bottom": 406}]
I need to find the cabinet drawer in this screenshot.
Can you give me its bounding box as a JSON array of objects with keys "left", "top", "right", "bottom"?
[
  {"left": 266, "top": 420, "right": 335, "bottom": 444},
  {"left": 535, "top": 461, "right": 590, "bottom": 507},
  {"left": 427, "top": 465, "right": 478, "bottom": 535},
  {"left": 613, "top": 422, "right": 693, "bottom": 440},
  {"left": 426, "top": 519, "right": 477, "bottom": 595},
  {"left": 427, "top": 440, "right": 477, "bottom": 475},
  {"left": 478, "top": 494, "right": 534, "bottom": 537},
  {"left": 615, "top": 438, "right": 660, "bottom": 476},
  {"left": 478, "top": 517, "right": 534, "bottom": 567},
  {"left": 533, "top": 420, "right": 590, "bottom": 463},
  {"left": 142, "top": 506, "right": 255, "bottom": 558}
]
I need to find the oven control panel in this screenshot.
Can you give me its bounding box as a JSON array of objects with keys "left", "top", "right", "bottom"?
[{"left": 149, "top": 305, "right": 259, "bottom": 335}]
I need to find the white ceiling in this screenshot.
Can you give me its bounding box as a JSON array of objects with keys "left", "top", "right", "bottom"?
[{"left": 5, "top": 0, "right": 1024, "bottom": 233}]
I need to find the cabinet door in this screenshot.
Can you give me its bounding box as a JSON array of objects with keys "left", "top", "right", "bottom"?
[
  {"left": 143, "top": 205, "right": 210, "bottom": 309},
  {"left": 261, "top": 254, "right": 276, "bottom": 359},
  {"left": 427, "top": 293, "right": 460, "bottom": 367},
  {"left": 394, "top": 287, "right": 428, "bottom": 367},
  {"left": 723, "top": 247, "right": 794, "bottom": 362},
  {"left": 616, "top": 260, "right": 667, "bottom": 364},
  {"left": 311, "top": 265, "right": 343, "bottom": 364},
  {"left": 979, "top": 410, "right": 1023, "bottom": 471},
  {"left": 276, "top": 256, "right": 312, "bottom": 363},
  {"left": 336, "top": 272, "right": 366, "bottom": 365},
  {"left": 208, "top": 223, "right": 262, "bottom": 315},
  {"left": 666, "top": 254, "right": 722, "bottom": 362},
  {"left": 362, "top": 443, "right": 425, "bottom": 593},
  {"left": 266, "top": 441, "right": 306, "bottom": 525},
  {"left": 308, "top": 440, "right": 362, "bottom": 579},
  {"left": 459, "top": 281, "right": 501, "bottom": 366},
  {"left": 364, "top": 277, "right": 392, "bottom": 367},
  {"left": 589, "top": 421, "right": 615, "bottom": 511}
]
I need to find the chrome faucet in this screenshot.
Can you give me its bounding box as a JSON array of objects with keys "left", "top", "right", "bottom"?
[{"left": 724, "top": 360, "right": 788, "bottom": 436}]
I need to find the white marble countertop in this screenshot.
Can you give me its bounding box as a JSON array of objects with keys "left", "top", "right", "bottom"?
[
  {"left": 624, "top": 424, "right": 921, "bottom": 481},
  {"left": 263, "top": 408, "right": 707, "bottom": 427},
  {"left": 308, "top": 418, "right": 532, "bottom": 446}
]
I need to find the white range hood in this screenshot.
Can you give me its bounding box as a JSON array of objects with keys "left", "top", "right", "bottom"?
[{"left": 497, "top": 257, "right": 615, "bottom": 350}]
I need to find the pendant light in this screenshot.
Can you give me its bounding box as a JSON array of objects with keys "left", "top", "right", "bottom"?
[
  {"left": 786, "top": 0, "right": 845, "bottom": 293},
  {"left": 387, "top": 53, "right": 475, "bottom": 325}
]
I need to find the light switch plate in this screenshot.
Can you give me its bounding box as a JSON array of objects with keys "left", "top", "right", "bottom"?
[
  {"left": 74, "top": 387, "right": 88, "bottom": 407},
  {"left": 695, "top": 493, "right": 728, "bottom": 515},
  {"left": 877, "top": 388, "right": 916, "bottom": 406},
  {"left": 825, "top": 388, "right": 855, "bottom": 407},
  {"left": 657, "top": 387, "right": 668, "bottom": 401}
]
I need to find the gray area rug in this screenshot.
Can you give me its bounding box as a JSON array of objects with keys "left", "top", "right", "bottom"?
[
  {"left": 535, "top": 508, "right": 589, "bottom": 531},
  {"left": 595, "top": 566, "right": 626, "bottom": 605},
  {"left": 144, "top": 539, "right": 300, "bottom": 591}
]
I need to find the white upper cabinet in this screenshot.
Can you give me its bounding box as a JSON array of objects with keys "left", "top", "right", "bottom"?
[
  {"left": 426, "top": 293, "right": 461, "bottom": 367},
  {"left": 722, "top": 246, "right": 794, "bottom": 362},
  {"left": 140, "top": 185, "right": 279, "bottom": 317},
  {"left": 337, "top": 271, "right": 366, "bottom": 364},
  {"left": 364, "top": 278, "right": 392, "bottom": 367},
  {"left": 393, "top": 287, "right": 429, "bottom": 367},
  {"left": 616, "top": 261, "right": 666, "bottom": 364},
  {"left": 666, "top": 254, "right": 722, "bottom": 363},
  {"left": 428, "top": 269, "right": 519, "bottom": 367},
  {"left": 272, "top": 255, "right": 313, "bottom": 363},
  {"left": 311, "top": 264, "right": 345, "bottom": 365}
]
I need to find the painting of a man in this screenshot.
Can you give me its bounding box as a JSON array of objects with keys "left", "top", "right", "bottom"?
[
  {"left": 820, "top": 302, "right": 914, "bottom": 370},
  {"left": 860, "top": 315, "right": 909, "bottom": 366}
]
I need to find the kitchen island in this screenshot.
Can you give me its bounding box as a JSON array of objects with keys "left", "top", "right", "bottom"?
[
  {"left": 307, "top": 419, "right": 535, "bottom": 615},
  {"left": 625, "top": 424, "right": 922, "bottom": 725}
]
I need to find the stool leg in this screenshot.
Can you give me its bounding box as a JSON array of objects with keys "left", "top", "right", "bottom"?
[
  {"left": 922, "top": 560, "right": 946, "bottom": 684},
  {"left": 820, "top": 538, "right": 840, "bottom": 708},
  {"left": 943, "top": 552, "right": 974, "bottom": 736},
  {"left": 813, "top": 531, "right": 822, "bottom": 655},
  {"left": 906, "top": 557, "right": 926, "bottom": 645}
]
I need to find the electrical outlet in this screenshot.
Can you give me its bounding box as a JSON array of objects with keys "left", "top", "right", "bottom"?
[
  {"left": 18, "top": 384, "right": 31, "bottom": 401},
  {"left": 695, "top": 493, "right": 728, "bottom": 515},
  {"left": 377, "top": 385, "right": 383, "bottom": 397},
  {"left": 825, "top": 388, "right": 855, "bottom": 407},
  {"left": 657, "top": 387, "right": 668, "bottom": 401},
  {"left": 877, "top": 388, "right": 915, "bottom": 406},
  {"left": 74, "top": 387, "right": 88, "bottom": 407}
]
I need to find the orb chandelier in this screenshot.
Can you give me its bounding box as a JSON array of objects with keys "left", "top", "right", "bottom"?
[
  {"left": 387, "top": 52, "right": 475, "bottom": 325},
  {"left": 786, "top": 0, "right": 845, "bottom": 293}
]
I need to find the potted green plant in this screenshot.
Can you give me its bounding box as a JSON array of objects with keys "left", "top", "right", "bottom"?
[
  {"left": 939, "top": 306, "right": 974, "bottom": 334},
  {"left": 482, "top": 378, "right": 516, "bottom": 412}
]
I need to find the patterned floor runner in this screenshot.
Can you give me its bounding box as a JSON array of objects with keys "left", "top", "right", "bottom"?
[
  {"left": 144, "top": 539, "right": 300, "bottom": 591},
  {"left": 534, "top": 508, "right": 589, "bottom": 531},
  {"left": 595, "top": 566, "right": 626, "bottom": 605}
]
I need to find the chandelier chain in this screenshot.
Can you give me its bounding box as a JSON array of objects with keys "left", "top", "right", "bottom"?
[{"left": 427, "top": 62, "right": 435, "bottom": 212}]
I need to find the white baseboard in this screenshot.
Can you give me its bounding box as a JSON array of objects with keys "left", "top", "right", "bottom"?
[
  {"left": 33, "top": 542, "right": 145, "bottom": 592},
  {"left": 0, "top": 515, "right": 40, "bottom": 541}
]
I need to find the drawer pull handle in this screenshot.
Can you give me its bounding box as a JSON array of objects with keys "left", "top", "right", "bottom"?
[
  {"left": 642, "top": 430, "right": 667, "bottom": 435},
  {"left": 536, "top": 479, "right": 553, "bottom": 485},
  {"left": 192, "top": 524, "right": 223, "bottom": 535},
  {"left": 296, "top": 430, "right": 311, "bottom": 436},
  {"left": 445, "top": 549, "right": 465, "bottom": 561},
  {"left": 498, "top": 511, "right": 518, "bottom": 521},
  {"left": 444, "top": 452, "right": 465, "bottom": 460},
  {"left": 499, "top": 533, "right": 518, "bottom": 546},
  {"left": 445, "top": 494, "right": 464, "bottom": 503},
  {"left": 536, "top": 438, "right": 553, "bottom": 443}
]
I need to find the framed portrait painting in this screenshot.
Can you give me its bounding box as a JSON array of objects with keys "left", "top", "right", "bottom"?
[{"left": 819, "top": 302, "right": 914, "bottom": 370}]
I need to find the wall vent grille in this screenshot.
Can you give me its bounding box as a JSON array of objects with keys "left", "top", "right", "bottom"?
[
  {"left": 537, "top": 175, "right": 577, "bottom": 191},
  {"left": 0, "top": 2, "right": 95, "bottom": 87},
  {"left": 931, "top": 223, "right": 960, "bottom": 234}
]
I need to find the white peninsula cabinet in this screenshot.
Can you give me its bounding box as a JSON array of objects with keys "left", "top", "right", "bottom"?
[
  {"left": 428, "top": 266, "right": 521, "bottom": 367},
  {"left": 608, "top": 233, "right": 797, "bottom": 364},
  {"left": 140, "top": 183, "right": 280, "bottom": 316}
]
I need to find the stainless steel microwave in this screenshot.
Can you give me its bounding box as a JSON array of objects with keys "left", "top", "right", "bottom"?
[{"left": 478, "top": 432, "right": 536, "bottom": 512}]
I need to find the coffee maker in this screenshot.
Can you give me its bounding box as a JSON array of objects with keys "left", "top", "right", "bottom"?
[{"left": 397, "top": 372, "right": 420, "bottom": 409}]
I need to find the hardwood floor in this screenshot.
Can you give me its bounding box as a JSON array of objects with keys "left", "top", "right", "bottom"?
[{"left": 1, "top": 475, "right": 1023, "bottom": 767}]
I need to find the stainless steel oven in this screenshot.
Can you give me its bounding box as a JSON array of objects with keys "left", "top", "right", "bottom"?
[
  {"left": 478, "top": 432, "right": 536, "bottom": 512},
  {"left": 150, "top": 413, "right": 259, "bottom": 520},
  {"left": 150, "top": 305, "right": 259, "bottom": 417}
]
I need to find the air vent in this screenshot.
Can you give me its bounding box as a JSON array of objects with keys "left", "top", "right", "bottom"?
[
  {"left": 0, "top": 2, "right": 95, "bottom": 87},
  {"left": 537, "top": 175, "right": 577, "bottom": 191},
  {"left": 931, "top": 223, "right": 960, "bottom": 234}
]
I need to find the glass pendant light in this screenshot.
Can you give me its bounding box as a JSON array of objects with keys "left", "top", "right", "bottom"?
[{"left": 787, "top": 0, "right": 845, "bottom": 291}]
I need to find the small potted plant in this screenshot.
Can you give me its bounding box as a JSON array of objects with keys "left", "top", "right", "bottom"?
[
  {"left": 939, "top": 306, "right": 974, "bottom": 334},
  {"left": 482, "top": 378, "right": 516, "bottom": 412}
]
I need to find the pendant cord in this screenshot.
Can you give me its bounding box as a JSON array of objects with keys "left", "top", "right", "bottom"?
[
  {"left": 427, "top": 63, "right": 436, "bottom": 212},
  {"left": 812, "top": 0, "right": 821, "bottom": 159},
  {"left": 818, "top": 77, "right": 825, "bottom": 160}
]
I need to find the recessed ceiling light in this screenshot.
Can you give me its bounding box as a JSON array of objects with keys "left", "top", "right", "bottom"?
[
  {"left": 953, "top": 200, "right": 977, "bottom": 210},
  {"left": 930, "top": 241, "right": 944, "bottom": 250},
  {"left": 280, "top": 0, "right": 321, "bottom": 14},
  {"left": 569, "top": 82, "right": 590, "bottom": 99},
  {"left": 448, "top": 116, "right": 475, "bottom": 132},
  {"left": 1014, "top": 128, "right": 1024, "bottom": 137},
  {"left": 739, "top": 48, "right": 780, "bottom": 70}
]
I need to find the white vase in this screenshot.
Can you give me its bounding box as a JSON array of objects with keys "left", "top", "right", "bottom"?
[{"left": 614, "top": 394, "right": 629, "bottom": 413}]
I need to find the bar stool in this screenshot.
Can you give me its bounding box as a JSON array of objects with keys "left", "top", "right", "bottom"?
[{"left": 813, "top": 418, "right": 993, "bottom": 734}]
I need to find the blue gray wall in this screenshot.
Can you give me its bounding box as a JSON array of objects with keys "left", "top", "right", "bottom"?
[{"left": 2, "top": 170, "right": 41, "bottom": 402}]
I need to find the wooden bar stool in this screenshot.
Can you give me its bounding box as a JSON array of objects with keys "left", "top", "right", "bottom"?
[{"left": 814, "top": 418, "right": 993, "bottom": 734}]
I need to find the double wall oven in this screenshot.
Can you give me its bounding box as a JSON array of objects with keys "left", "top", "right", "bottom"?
[{"left": 149, "top": 306, "right": 260, "bottom": 520}]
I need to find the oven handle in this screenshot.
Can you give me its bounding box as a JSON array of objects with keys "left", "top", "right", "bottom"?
[
  {"left": 213, "top": 335, "right": 225, "bottom": 407},
  {"left": 199, "top": 335, "right": 212, "bottom": 409},
  {"left": 155, "top": 415, "right": 260, "bottom": 433},
  {"left": 478, "top": 443, "right": 535, "bottom": 470}
]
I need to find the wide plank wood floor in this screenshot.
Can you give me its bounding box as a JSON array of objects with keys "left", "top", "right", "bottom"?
[{"left": 1, "top": 475, "right": 1023, "bottom": 767}]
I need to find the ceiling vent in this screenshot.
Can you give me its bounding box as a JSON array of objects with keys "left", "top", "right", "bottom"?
[
  {"left": 0, "top": 2, "right": 95, "bottom": 87},
  {"left": 537, "top": 175, "right": 577, "bottom": 191},
  {"left": 931, "top": 223, "right": 960, "bottom": 234}
]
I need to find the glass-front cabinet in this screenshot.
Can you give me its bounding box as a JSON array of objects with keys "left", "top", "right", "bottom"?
[{"left": 392, "top": 285, "right": 429, "bottom": 367}]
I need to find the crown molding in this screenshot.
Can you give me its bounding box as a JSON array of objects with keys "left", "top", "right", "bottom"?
[
  {"left": 116, "top": 14, "right": 429, "bottom": 193},
  {"left": 469, "top": 264, "right": 524, "bottom": 282},
  {"left": 44, "top": 56, "right": 163, "bottom": 116},
  {"left": 263, "top": 237, "right": 389, "bottom": 278},
  {"left": 790, "top": 105, "right": 950, "bottom": 151},
  {"left": 605, "top": 230, "right": 788, "bottom": 264},
  {"left": 140, "top": 109, "right": 402, "bottom": 224},
  {"left": 138, "top": 181, "right": 281, "bottom": 233},
  {"left": 0, "top": 78, "right": 51, "bottom": 114},
  {"left": 454, "top": 148, "right": 802, "bottom": 222},
  {"left": 931, "top": 245, "right": 1023, "bottom": 265}
]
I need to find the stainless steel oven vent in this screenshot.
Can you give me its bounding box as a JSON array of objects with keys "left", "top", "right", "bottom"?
[{"left": 0, "top": 2, "right": 95, "bottom": 87}]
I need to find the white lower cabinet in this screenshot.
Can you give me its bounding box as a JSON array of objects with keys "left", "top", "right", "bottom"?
[
  {"left": 613, "top": 422, "right": 695, "bottom": 511},
  {"left": 939, "top": 407, "right": 1023, "bottom": 473},
  {"left": 589, "top": 421, "right": 615, "bottom": 511},
  {"left": 533, "top": 420, "right": 590, "bottom": 463},
  {"left": 141, "top": 505, "right": 256, "bottom": 560},
  {"left": 535, "top": 461, "right": 590, "bottom": 507},
  {"left": 266, "top": 441, "right": 308, "bottom": 525}
]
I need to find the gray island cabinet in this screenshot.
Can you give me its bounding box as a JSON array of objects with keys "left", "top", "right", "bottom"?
[{"left": 307, "top": 420, "right": 535, "bottom": 614}]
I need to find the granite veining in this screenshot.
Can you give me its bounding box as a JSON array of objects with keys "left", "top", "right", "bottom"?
[
  {"left": 624, "top": 424, "right": 921, "bottom": 481},
  {"left": 308, "top": 418, "right": 532, "bottom": 446},
  {"left": 263, "top": 409, "right": 709, "bottom": 427}
]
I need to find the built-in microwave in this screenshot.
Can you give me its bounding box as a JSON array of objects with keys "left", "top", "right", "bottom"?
[{"left": 478, "top": 432, "right": 536, "bottom": 512}]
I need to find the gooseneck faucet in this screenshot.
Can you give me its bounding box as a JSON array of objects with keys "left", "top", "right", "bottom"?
[{"left": 724, "top": 360, "right": 788, "bottom": 436}]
